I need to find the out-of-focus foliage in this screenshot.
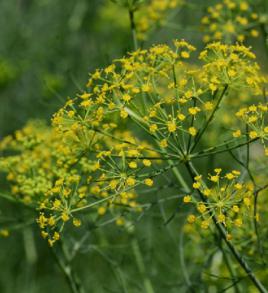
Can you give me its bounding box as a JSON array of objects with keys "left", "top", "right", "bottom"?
[{"left": 0, "top": 0, "right": 132, "bottom": 138}]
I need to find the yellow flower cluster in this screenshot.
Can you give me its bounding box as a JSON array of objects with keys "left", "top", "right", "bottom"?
[
  {"left": 0, "top": 40, "right": 265, "bottom": 246},
  {"left": 235, "top": 103, "right": 268, "bottom": 155},
  {"left": 199, "top": 42, "right": 263, "bottom": 94},
  {"left": 201, "top": 0, "right": 259, "bottom": 43},
  {"left": 185, "top": 168, "right": 254, "bottom": 235},
  {"left": 53, "top": 41, "right": 262, "bottom": 162},
  {"left": 0, "top": 121, "right": 145, "bottom": 246}
]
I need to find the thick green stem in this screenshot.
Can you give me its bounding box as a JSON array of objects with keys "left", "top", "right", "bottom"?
[{"left": 129, "top": 9, "right": 138, "bottom": 50}]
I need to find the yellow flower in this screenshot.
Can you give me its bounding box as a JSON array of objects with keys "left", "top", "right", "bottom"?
[
  {"left": 142, "top": 84, "right": 151, "bottom": 92},
  {"left": 232, "top": 130, "right": 241, "bottom": 138},
  {"left": 210, "top": 175, "right": 219, "bottom": 183},
  {"left": 209, "top": 83, "right": 217, "bottom": 92},
  {"left": 144, "top": 178, "right": 154, "bottom": 186},
  {"left": 48, "top": 217, "right": 56, "bottom": 226},
  {"left": 181, "top": 51, "right": 190, "bottom": 58},
  {"left": 188, "top": 107, "right": 200, "bottom": 115},
  {"left": 53, "top": 232, "right": 60, "bottom": 241},
  {"left": 218, "top": 214, "right": 225, "bottom": 223},
  {"left": 167, "top": 121, "right": 177, "bottom": 133},
  {"left": 225, "top": 173, "right": 235, "bottom": 180},
  {"left": 41, "top": 231, "right": 48, "bottom": 239},
  {"left": 201, "top": 220, "right": 209, "bottom": 229},
  {"left": 150, "top": 124, "right": 158, "bottom": 133},
  {"left": 61, "top": 212, "right": 70, "bottom": 222},
  {"left": 38, "top": 214, "right": 47, "bottom": 229},
  {"left": 116, "top": 217, "right": 125, "bottom": 226},
  {"left": 120, "top": 109, "right": 128, "bottom": 119},
  {"left": 80, "top": 92, "right": 91, "bottom": 99},
  {"left": 48, "top": 239, "right": 55, "bottom": 247},
  {"left": 129, "top": 161, "right": 138, "bottom": 169},
  {"left": 0, "top": 229, "right": 9, "bottom": 237},
  {"left": 122, "top": 94, "right": 132, "bottom": 102},
  {"left": 232, "top": 205, "right": 240, "bottom": 213},
  {"left": 193, "top": 182, "right": 201, "bottom": 189},
  {"left": 177, "top": 113, "right": 186, "bottom": 121},
  {"left": 234, "top": 218, "right": 243, "bottom": 227},
  {"left": 73, "top": 218, "right": 81, "bottom": 227},
  {"left": 204, "top": 102, "right": 213, "bottom": 111},
  {"left": 67, "top": 111, "right": 75, "bottom": 118},
  {"left": 197, "top": 203, "right": 206, "bottom": 213},
  {"left": 187, "top": 214, "right": 196, "bottom": 223},
  {"left": 240, "top": 2, "right": 249, "bottom": 11},
  {"left": 142, "top": 159, "right": 152, "bottom": 167},
  {"left": 160, "top": 139, "right": 168, "bottom": 148},
  {"left": 188, "top": 127, "right": 197, "bottom": 136},
  {"left": 243, "top": 197, "right": 251, "bottom": 207},
  {"left": 98, "top": 206, "right": 106, "bottom": 215},
  {"left": 203, "top": 189, "right": 211, "bottom": 196},
  {"left": 249, "top": 131, "right": 258, "bottom": 139},
  {"left": 126, "top": 177, "right": 136, "bottom": 186},
  {"left": 234, "top": 183, "right": 242, "bottom": 190},
  {"left": 109, "top": 180, "right": 118, "bottom": 190},
  {"left": 183, "top": 195, "right": 191, "bottom": 203}
]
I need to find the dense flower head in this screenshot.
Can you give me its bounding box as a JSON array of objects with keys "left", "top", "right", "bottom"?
[
  {"left": 201, "top": 0, "right": 260, "bottom": 43},
  {"left": 53, "top": 40, "right": 263, "bottom": 163},
  {"left": 199, "top": 42, "right": 263, "bottom": 93},
  {"left": 235, "top": 102, "right": 268, "bottom": 155},
  {"left": 0, "top": 121, "right": 147, "bottom": 246},
  {"left": 185, "top": 168, "right": 254, "bottom": 235}
]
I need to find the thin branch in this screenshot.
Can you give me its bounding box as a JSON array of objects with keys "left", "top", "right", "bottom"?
[{"left": 190, "top": 85, "right": 228, "bottom": 153}]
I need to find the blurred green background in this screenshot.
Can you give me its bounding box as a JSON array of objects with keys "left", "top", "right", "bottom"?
[
  {"left": 0, "top": 0, "right": 208, "bottom": 138},
  {"left": 1, "top": 1, "right": 268, "bottom": 292}
]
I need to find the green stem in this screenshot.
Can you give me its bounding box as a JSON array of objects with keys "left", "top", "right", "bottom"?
[
  {"left": 179, "top": 220, "right": 194, "bottom": 291},
  {"left": 129, "top": 8, "right": 138, "bottom": 50},
  {"left": 169, "top": 160, "right": 191, "bottom": 192},
  {"left": 191, "top": 137, "right": 259, "bottom": 159},
  {"left": 190, "top": 85, "right": 228, "bottom": 153},
  {"left": 220, "top": 240, "right": 241, "bottom": 293},
  {"left": 131, "top": 238, "right": 155, "bottom": 293}
]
